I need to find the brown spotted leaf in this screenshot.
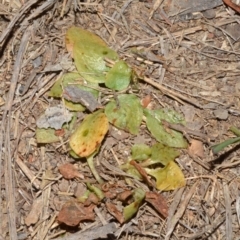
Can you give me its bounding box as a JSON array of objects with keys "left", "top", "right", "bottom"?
[
  {"left": 145, "top": 192, "right": 168, "bottom": 218},
  {"left": 69, "top": 110, "right": 109, "bottom": 157}
]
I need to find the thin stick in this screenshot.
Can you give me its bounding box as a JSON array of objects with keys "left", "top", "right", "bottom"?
[
  {"left": 0, "top": 0, "right": 38, "bottom": 45},
  {"left": 142, "top": 76, "right": 203, "bottom": 108}
]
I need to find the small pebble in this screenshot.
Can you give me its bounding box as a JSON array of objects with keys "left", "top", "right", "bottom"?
[{"left": 213, "top": 109, "right": 228, "bottom": 120}]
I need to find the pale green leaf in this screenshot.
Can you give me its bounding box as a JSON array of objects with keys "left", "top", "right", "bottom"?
[
  {"left": 131, "top": 144, "right": 151, "bottom": 161},
  {"left": 49, "top": 72, "right": 82, "bottom": 97},
  {"left": 121, "top": 161, "right": 143, "bottom": 180},
  {"left": 144, "top": 109, "right": 188, "bottom": 148},
  {"left": 86, "top": 182, "right": 105, "bottom": 200},
  {"left": 36, "top": 128, "right": 60, "bottom": 144},
  {"left": 66, "top": 26, "right": 119, "bottom": 83}
]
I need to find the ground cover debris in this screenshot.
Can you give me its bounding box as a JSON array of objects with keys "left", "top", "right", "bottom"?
[{"left": 0, "top": 0, "right": 240, "bottom": 239}]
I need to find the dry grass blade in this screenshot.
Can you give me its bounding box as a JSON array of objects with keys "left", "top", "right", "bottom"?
[
  {"left": 237, "top": 194, "right": 240, "bottom": 226},
  {"left": 53, "top": 222, "right": 117, "bottom": 240},
  {"left": 223, "top": 183, "right": 233, "bottom": 240}
]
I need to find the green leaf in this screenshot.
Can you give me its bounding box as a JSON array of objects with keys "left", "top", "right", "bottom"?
[
  {"left": 131, "top": 144, "right": 151, "bottom": 161},
  {"left": 49, "top": 72, "right": 82, "bottom": 97},
  {"left": 123, "top": 188, "right": 145, "bottom": 221},
  {"left": 144, "top": 109, "right": 188, "bottom": 148},
  {"left": 36, "top": 128, "right": 60, "bottom": 144},
  {"left": 105, "top": 94, "right": 143, "bottom": 135},
  {"left": 211, "top": 136, "right": 240, "bottom": 154},
  {"left": 230, "top": 126, "right": 240, "bottom": 136},
  {"left": 87, "top": 151, "right": 103, "bottom": 184},
  {"left": 66, "top": 26, "right": 119, "bottom": 83},
  {"left": 77, "top": 190, "right": 90, "bottom": 203},
  {"left": 105, "top": 60, "right": 132, "bottom": 91},
  {"left": 69, "top": 110, "right": 109, "bottom": 158},
  {"left": 86, "top": 182, "right": 105, "bottom": 200},
  {"left": 146, "top": 161, "right": 186, "bottom": 191}
]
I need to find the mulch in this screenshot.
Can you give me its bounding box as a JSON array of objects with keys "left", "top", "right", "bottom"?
[{"left": 0, "top": 0, "right": 240, "bottom": 239}]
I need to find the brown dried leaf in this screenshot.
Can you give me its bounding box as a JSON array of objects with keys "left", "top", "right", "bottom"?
[
  {"left": 117, "top": 190, "right": 132, "bottom": 202},
  {"left": 141, "top": 95, "right": 152, "bottom": 108},
  {"left": 58, "top": 163, "right": 84, "bottom": 179},
  {"left": 55, "top": 129, "right": 65, "bottom": 137},
  {"left": 84, "top": 193, "right": 100, "bottom": 206},
  {"left": 188, "top": 139, "right": 204, "bottom": 158},
  {"left": 145, "top": 191, "right": 168, "bottom": 218},
  {"left": 106, "top": 202, "right": 124, "bottom": 224},
  {"left": 57, "top": 201, "right": 95, "bottom": 226},
  {"left": 63, "top": 85, "right": 102, "bottom": 112}
]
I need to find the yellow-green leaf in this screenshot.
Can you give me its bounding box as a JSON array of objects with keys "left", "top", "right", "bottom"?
[
  {"left": 36, "top": 128, "right": 60, "bottom": 144},
  {"left": 131, "top": 144, "right": 151, "bottom": 161},
  {"left": 146, "top": 161, "right": 186, "bottom": 191},
  {"left": 69, "top": 110, "right": 109, "bottom": 157},
  {"left": 105, "top": 60, "right": 132, "bottom": 91},
  {"left": 146, "top": 143, "right": 180, "bottom": 166},
  {"left": 86, "top": 182, "right": 105, "bottom": 201},
  {"left": 123, "top": 188, "right": 145, "bottom": 222},
  {"left": 105, "top": 94, "right": 143, "bottom": 135},
  {"left": 66, "top": 26, "right": 119, "bottom": 83}
]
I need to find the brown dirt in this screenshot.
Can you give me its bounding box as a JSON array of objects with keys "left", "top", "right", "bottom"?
[{"left": 0, "top": 0, "right": 240, "bottom": 239}]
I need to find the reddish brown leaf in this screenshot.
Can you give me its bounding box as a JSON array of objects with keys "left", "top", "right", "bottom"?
[
  {"left": 55, "top": 129, "right": 65, "bottom": 137},
  {"left": 104, "top": 191, "right": 117, "bottom": 199},
  {"left": 84, "top": 193, "right": 100, "bottom": 206},
  {"left": 58, "top": 163, "right": 84, "bottom": 179},
  {"left": 145, "top": 192, "right": 168, "bottom": 218},
  {"left": 106, "top": 202, "right": 124, "bottom": 224},
  {"left": 141, "top": 95, "right": 151, "bottom": 108},
  {"left": 117, "top": 190, "right": 132, "bottom": 202},
  {"left": 57, "top": 201, "right": 95, "bottom": 226},
  {"left": 101, "top": 183, "right": 116, "bottom": 199},
  {"left": 188, "top": 139, "right": 204, "bottom": 158}
]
